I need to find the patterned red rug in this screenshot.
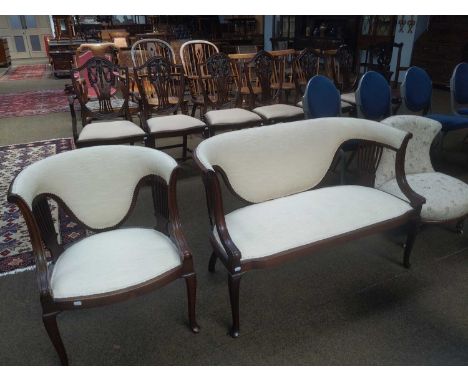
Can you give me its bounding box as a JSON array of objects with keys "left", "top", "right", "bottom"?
[
  {"left": 0, "top": 89, "right": 70, "bottom": 118},
  {"left": 0, "top": 138, "right": 87, "bottom": 276},
  {"left": 0, "top": 64, "right": 51, "bottom": 81}
]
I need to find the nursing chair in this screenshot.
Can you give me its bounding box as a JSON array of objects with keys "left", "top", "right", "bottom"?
[
  {"left": 246, "top": 50, "right": 304, "bottom": 124},
  {"left": 7, "top": 145, "right": 200, "bottom": 365},
  {"left": 197, "top": 52, "right": 262, "bottom": 136},
  {"left": 355, "top": 71, "right": 392, "bottom": 121},
  {"left": 69, "top": 56, "right": 145, "bottom": 147},
  {"left": 376, "top": 115, "right": 468, "bottom": 232},
  {"left": 134, "top": 56, "right": 206, "bottom": 160},
  {"left": 450, "top": 62, "right": 468, "bottom": 116}
]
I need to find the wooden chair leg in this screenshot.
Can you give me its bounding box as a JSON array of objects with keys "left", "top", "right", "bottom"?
[
  {"left": 182, "top": 134, "right": 188, "bottom": 161},
  {"left": 184, "top": 273, "right": 200, "bottom": 333},
  {"left": 191, "top": 104, "right": 197, "bottom": 117},
  {"left": 456, "top": 218, "right": 465, "bottom": 235},
  {"left": 208, "top": 251, "right": 217, "bottom": 273},
  {"left": 42, "top": 312, "right": 69, "bottom": 366},
  {"left": 403, "top": 220, "right": 419, "bottom": 269},
  {"left": 228, "top": 272, "right": 242, "bottom": 338}
]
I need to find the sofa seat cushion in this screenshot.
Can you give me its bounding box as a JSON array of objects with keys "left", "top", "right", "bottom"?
[
  {"left": 147, "top": 114, "right": 205, "bottom": 134},
  {"left": 341, "top": 92, "right": 356, "bottom": 106},
  {"left": 77, "top": 120, "right": 145, "bottom": 142},
  {"left": 205, "top": 108, "right": 262, "bottom": 126},
  {"left": 252, "top": 104, "right": 304, "bottom": 120},
  {"left": 378, "top": 172, "right": 468, "bottom": 222},
  {"left": 50, "top": 228, "right": 182, "bottom": 299},
  {"left": 214, "top": 185, "right": 413, "bottom": 261}
]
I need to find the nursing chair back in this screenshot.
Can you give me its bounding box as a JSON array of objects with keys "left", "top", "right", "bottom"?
[
  {"left": 356, "top": 71, "right": 392, "bottom": 120},
  {"left": 401, "top": 66, "right": 432, "bottom": 114},
  {"left": 303, "top": 75, "right": 341, "bottom": 119},
  {"left": 450, "top": 62, "right": 468, "bottom": 115}
]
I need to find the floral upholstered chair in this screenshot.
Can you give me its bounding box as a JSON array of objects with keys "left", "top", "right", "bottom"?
[
  {"left": 8, "top": 145, "right": 199, "bottom": 365},
  {"left": 375, "top": 115, "right": 468, "bottom": 231}
]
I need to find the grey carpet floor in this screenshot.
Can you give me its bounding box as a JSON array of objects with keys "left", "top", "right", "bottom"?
[{"left": 0, "top": 71, "right": 467, "bottom": 365}]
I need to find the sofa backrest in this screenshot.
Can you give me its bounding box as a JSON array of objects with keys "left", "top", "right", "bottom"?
[
  {"left": 375, "top": 115, "right": 441, "bottom": 188},
  {"left": 196, "top": 117, "right": 408, "bottom": 203}
]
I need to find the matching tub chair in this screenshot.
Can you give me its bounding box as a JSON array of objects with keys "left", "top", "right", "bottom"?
[
  {"left": 8, "top": 146, "right": 200, "bottom": 365},
  {"left": 195, "top": 117, "right": 425, "bottom": 337}
]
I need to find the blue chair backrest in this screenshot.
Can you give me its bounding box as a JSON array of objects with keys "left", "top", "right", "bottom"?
[
  {"left": 451, "top": 62, "right": 468, "bottom": 105},
  {"left": 303, "top": 75, "right": 341, "bottom": 119},
  {"left": 356, "top": 71, "right": 391, "bottom": 120},
  {"left": 401, "top": 66, "right": 432, "bottom": 113}
]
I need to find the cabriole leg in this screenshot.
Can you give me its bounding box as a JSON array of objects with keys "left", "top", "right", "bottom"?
[
  {"left": 403, "top": 221, "right": 419, "bottom": 269},
  {"left": 42, "top": 311, "right": 69, "bottom": 366},
  {"left": 208, "top": 252, "right": 217, "bottom": 273}
]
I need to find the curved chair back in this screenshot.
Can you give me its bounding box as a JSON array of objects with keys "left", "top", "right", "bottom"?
[
  {"left": 245, "top": 50, "right": 278, "bottom": 105},
  {"left": 195, "top": 117, "right": 408, "bottom": 204},
  {"left": 450, "top": 62, "right": 468, "bottom": 114},
  {"left": 375, "top": 115, "right": 442, "bottom": 188},
  {"left": 356, "top": 71, "right": 391, "bottom": 120},
  {"left": 303, "top": 75, "right": 341, "bottom": 119},
  {"left": 131, "top": 39, "right": 176, "bottom": 68},
  {"left": 401, "top": 66, "right": 432, "bottom": 114},
  {"left": 292, "top": 48, "right": 320, "bottom": 95},
  {"left": 9, "top": 146, "right": 177, "bottom": 231}
]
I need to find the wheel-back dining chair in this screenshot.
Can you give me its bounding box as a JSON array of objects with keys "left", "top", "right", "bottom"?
[
  {"left": 134, "top": 56, "right": 206, "bottom": 161},
  {"left": 450, "top": 62, "right": 468, "bottom": 116},
  {"left": 355, "top": 70, "right": 392, "bottom": 121},
  {"left": 376, "top": 115, "right": 468, "bottom": 233},
  {"left": 69, "top": 56, "right": 145, "bottom": 147},
  {"left": 131, "top": 38, "right": 176, "bottom": 68},
  {"left": 197, "top": 52, "right": 262, "bottom": 136},
  {"left": 292, "top": 48, "right": 320, "bottom": 107},
  {"left": 246, "top": 50, "right": 304, "bottom": 124},
  {"left": 401, "top": 66, "right": 468, "bottom": 150},
  {"left": 7, "top": 145, "right": 200, "bottom": 365},
  {"left": 179, "top": 40, "right": 220, "bottom": 117}
]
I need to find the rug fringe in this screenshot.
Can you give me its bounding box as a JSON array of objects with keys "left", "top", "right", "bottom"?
[{"left": 0, "top": 264, "right": 36, "bottom": 277}]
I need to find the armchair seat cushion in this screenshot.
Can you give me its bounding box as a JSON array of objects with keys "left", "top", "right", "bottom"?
[
  {"left": 77, "top": 120, "right": 145, "bottom": 143},
  {"left": 252, "top": 104, "right": 304, "bottom": 121},
  {"left": 214, "top": 185, "right": 412, "bottom": 261},
  {"left": 205, "top": 108, "right": 262, "bottom": 126},
  {"left": 50, "top": 228, "right": 182, "bottom": 299},
  {"left": 341, "top": 92, "right": 356, "bottom": 106},
  {"left": 378, "top": 172, "right": 468, "bottom": 222},
  {"left": 147, "top": 114, "right": 205, "bottom": 134}
]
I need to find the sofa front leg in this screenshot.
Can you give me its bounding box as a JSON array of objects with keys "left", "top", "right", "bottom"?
[
  {"left": 208, "top": 252, "right": 217, "bottom": 273},
  {"left": 228, "top": 272, "right": 242, "bottom": 338},
  {"left": 403, "top": 220, "right": 420, "bottom": 269}
]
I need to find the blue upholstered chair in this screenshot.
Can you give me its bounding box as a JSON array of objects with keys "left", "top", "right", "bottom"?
[
  {"left": 451, "top": 62, "right": 468, "bottom": 116},
  {"left": 355, "top": 71, "right": 392, "bottom": 121},
  {"left": 303, "top": 75, "right": 341, "bottom": 119},
  {"left": 401, "top": 66, "right": 468, "bottom": 148}
]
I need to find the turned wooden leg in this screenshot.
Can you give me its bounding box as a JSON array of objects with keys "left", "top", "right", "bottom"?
[
  {"left": 208, "top": 252, "right": 217, "bottom": 273},
  {"left": 42, "top": 312, "right": 69, "bottom": 366},
  {"left": 403, "top": 221, "right": 419, "bottom": 269},
  {"left": 184, "top": 273, "right": 200, "bottom": 333},
  {"left": 228, "top": 272, "right": 242, "bottom": 338}
]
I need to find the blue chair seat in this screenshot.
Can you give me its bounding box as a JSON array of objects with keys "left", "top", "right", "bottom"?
[
  {"left": 457, "top": 108, "right": 468, "bottom": 115},
  {"left": 426, "top": 114, "right": 468, "bottom": 132}
]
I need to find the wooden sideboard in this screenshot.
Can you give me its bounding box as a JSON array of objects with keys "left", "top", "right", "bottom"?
[
  {"left": 0, "top": 38, "right": 11, "bottom": 67},
  {"left": 48, "top": 38, "right": 99, "bottom": 77}
]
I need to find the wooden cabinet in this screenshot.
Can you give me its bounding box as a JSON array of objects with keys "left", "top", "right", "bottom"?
[
  {"left": 0, "top": 38, "right": 11, "bottom": 67},
  {"left": 48, "top": 38, "right": 98, "bottom": 77}
]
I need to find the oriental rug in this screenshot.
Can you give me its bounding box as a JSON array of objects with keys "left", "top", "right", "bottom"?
[{"left": 0, "top": 89, "right": 69, "bottom": 118}]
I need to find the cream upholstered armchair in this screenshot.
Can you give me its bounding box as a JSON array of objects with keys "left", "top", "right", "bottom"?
[
  {"left": 8, "top": 146, "right": 199, "bottom": 365},
  {"left": 376, "top": 115, "right": 468, "bottom": 231},
  {"left": 195, "top": 117, "right": 425, "bottom": 338}
]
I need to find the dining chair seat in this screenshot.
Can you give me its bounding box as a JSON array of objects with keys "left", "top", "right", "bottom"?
[
  {"left": 77, "top": 120, "right": 146, "bottom": 144},
  {"left": 205, "top": 108, "right": 262, "bottom": 126},
  {"left": 252, "top": 104, "right": 304, "bottom": 121},
  {"left": 147, "top": 114, "right": 206, "bottom": 134}
]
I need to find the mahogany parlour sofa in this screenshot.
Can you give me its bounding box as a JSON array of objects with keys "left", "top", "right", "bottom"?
[{"left": 194, "top": 117, "right": 425, "bottom": 337}]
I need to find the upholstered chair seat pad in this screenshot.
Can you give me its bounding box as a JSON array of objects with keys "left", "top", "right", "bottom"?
[
  {"left": 378, "top": 172, "right": 468, "bottom": 222},
  {"left": 205, "top": 108, "right": 262, "bottom": 126},
  {"left": 147, "top": 114, "right": 205, "bottom": 133},
  {"left": 340, "top": 92, "right": 356, "bottom": 105},
  {"left": 214, "top": 185, "right": 412, "bottom": 260},
  {"left": 77, "top": 120, "right": 145, "bottom": 142},
  {"left": 86, "top": 98, "right": 138, "bottom": 111},
  {"left": 252, "top": 104, "right": 304, "bottom": 120},
  {"left": 457, "top": 108, "right": 468, "bottom": 115},
  {"left": 50, "top": 228, "right": 182, "bottom": 299},
  {"left": 426, "top": 114, "right": 468, "bottom": 132}
]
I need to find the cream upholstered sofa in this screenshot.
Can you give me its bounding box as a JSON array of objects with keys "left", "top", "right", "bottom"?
[
  {"left": 8, "top": 145, "right": 199, "bottom": 365},
  {"left": 194, "top": 117, "right": 425, "bottom": 337},
  {"left": 376, "top": 115, "right": 468, "bottom": 230}
]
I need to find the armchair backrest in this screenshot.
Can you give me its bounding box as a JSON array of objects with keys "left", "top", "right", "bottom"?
[
  {"left": 195, "top": 117, "right": 408, "bottom": 204},
  {"left": 303, "top": 75, "right": 341, "bottom": 119},
  {"left": 9, "top": 146, "right": 177, "bottom": 231},
  {"left": 131, "top": 38, "right": 176, "bottom": 68},
  {"left": 401, "top": 66, "right": 432, "bottom": 114},
  {"left": 450, "top": 62, "right": 468, "bottom": 114},
  {"left": 356, "top": 71, "right": 391, "bottom": 120},
  {"left": 375, "top": 115, "right": 441, "bottom": 188}
]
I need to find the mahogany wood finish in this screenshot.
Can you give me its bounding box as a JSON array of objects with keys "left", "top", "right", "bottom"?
[
  {"left": 195, "top": 133, "right": 424, "bottom": 337},
  {"left": 292, "top": 48, "right": 320, "bottom": 100},
  {"left": 7, "top": 168, "right": 199, "bottom": 365},
  {"left": 134, "top": 56, "right": 206, "bottom": 160}
]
